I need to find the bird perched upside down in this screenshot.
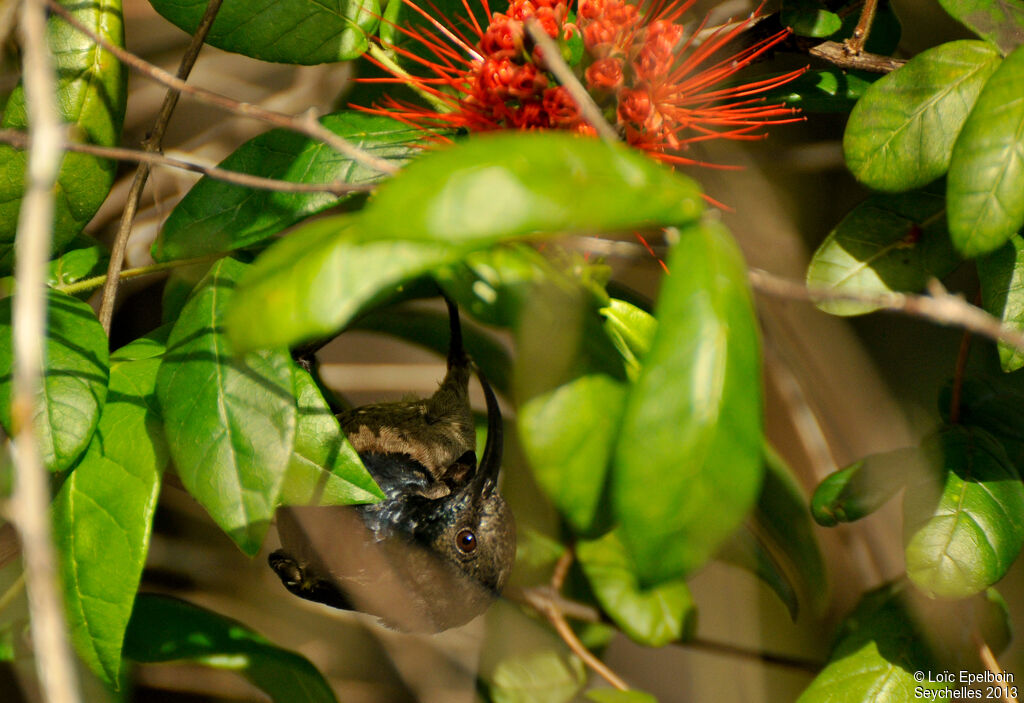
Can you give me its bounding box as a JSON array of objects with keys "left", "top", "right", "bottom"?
[{"left": 269, "top": 299, "right": 515, "bottom": 632}]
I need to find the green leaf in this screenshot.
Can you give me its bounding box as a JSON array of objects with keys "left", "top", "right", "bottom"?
[
  {"left": 941, "top": 377, "right": 1024, "bottom": 467},
  {"left": 47, "top": 236, "right": 110, "bottom": 289},
  {"left": 806, "top": 189, "right": 959, "bottom": 316},
  {"left": 586, "top": 689, "right": 658, "bottom": 703},
  {"left": 360, "top": 132, "right": 705, "bottom": 244},
  {"left": 576, "top": 531, "right": 696, "bottom": 647},
  {"left": 147, "top": 0, "right": 379, "bottom": 64},
  {"left": 488, "top": 649, "right": 586, "bottom": 703},
  {"left": 811, "top": 447, "right": 929, "bottom": 525},
  {"left": 722, "top": 447, "right": 827, "bottom": 619},
  {"left": 765, "top": 68, "right": 875, "bottom": 114},
  {"left": 280, "top": 363, "right": 383, "bottom": 506},
  {"left": 0, "top": 289, "right": 109, "bottom": 471},
  {"left": 947, "top": 44, "right": 1024, "bottom": 257},
  {"left": 937, "top": 0, "right": 1024, "bottom": 54},
  {"left": 843, "top": 40, "right": 1001, "bottom": 192},
  {"left": 226, "top": 215, "right": 467, "bottom": 352},
  {"left": 782, "top": 1, "right": 842, "bottom": 37},
  {"left": 600, "top": 298, "right": 656, "bottom": 381},
  {"left": 797, "top": 583, "right": 950, "bottom": 703},
  {"left": 124, "top": 594, "right": 337, "bottom": 703},
  {"left": 54, "top": 336, "right": 169, "bottom": 686},
  {"left": 153, "top": 112, "right": 424, "bottom": 261},
  {"left": 612, "top": 220, "right": 763, "bottom": 585},
  {"left": 519, "top": 374, "right": 626, "bottom": 535},
  {"left": 904, "top": 426, "right": 1024, "bottom": 598},
  {"left": 978, "top": 234, "right": 1024, "bottom": 371},
  {"left": 348, "top": 303, "right": 514, "bottom": 396},
  {"left": 0, "top": 0, "right": 126, "bottom": 272},
  {"left": 157, "top": 258, "right": 296, "bottom": 555}
]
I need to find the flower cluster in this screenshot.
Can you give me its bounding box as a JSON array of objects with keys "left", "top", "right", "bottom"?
[{"left": 364, "top": 0, "right": 804, "bottom": 166}]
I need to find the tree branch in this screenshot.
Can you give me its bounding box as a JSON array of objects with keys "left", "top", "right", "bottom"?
[
  {"left": 844, "top": 0, "right": 879, "bottom": 55},
  {"left": 11, "top": 0, "right": 83, "bottom": 701},
  {"left": 0, "top": 129, "right": 370, "bottom": 196},
  {"left": 748, "top": 269, "right": 1024, "bottom": 354},
  {"left": 809, "top": 40, "right": 906, "bottom": 73}
]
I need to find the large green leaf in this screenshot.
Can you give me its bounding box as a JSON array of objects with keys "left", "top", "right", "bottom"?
[
  {"left": 903, "top": 426, "right": 1024, "bottom": 598},
  {"left": 843, "top": 40, "right": 1001, "bottom": 192},
  {"left": 488, "top": 649, "right": 586, "bottom": 703},
  {"left": 937, "top": 0, "right": 1024, "bottom": 54},
  {"left": 576, "top": 531, "right": 695, "bottom": 647},
  {"left": 782, "top": 0, "right": 842, "bottom": 37},
  {"left": 359, "top": 132, "right": 704, "bottom": 244},
  {"left": 722, "top": 447, "right": 827, "bottom": 619},
  {"left": 812, "top": 447, "right": 929, "bottom": 525},
  {"left": 519, "top": 374, "right": 626, "bottom": 536},
  {"left": 797, "top": 583, "right": 950, "bottom": 703},
  {"left": 978, "top": 234, "right": 1024, "bottom": 371},
  {"left": 54, "top": 332, "right": 169, "bottom": 686},
  {"left": 157, "top": 258, "right": 296, "bottom": 554},
  {"left": 611, "top": 219, "right": 763, "bottom": 586},
  {"left": 226, "top": 215, "right": 467, "bottom": 352},
  {"left": 806, "top": 189, "right": 958, "bottom": 316},
  {"left": 586, "top": 691, "right": 658, "bottom": 703},
  {"left": 147, "top": 0, "right": 379, "bottom": 64},
  {"left": 124, "top": 594, "right": 337, "bottom": 703},
  {"left": 947, "top": 45, "right": 1024, "bottom": 257},
  {"left": 280, "top": 363, "right": 383, "bottom": 506},
  {"left": 0, "top": 289, "right": 109, "bottom": 471},
  {"left": 153, "top": 112, "right": 424, "bottom": 261},
  {"left": 0, "top": 0, "right": 126, "bottom": 272}
]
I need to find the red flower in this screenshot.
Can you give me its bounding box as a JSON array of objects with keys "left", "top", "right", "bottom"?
[{"left": 361, "top": 0, "right": 805, "bottom": 167}]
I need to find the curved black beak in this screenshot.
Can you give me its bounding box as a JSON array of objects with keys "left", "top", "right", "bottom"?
[{"left": 472, "top": 369, "right": 503, "bottom": 499}]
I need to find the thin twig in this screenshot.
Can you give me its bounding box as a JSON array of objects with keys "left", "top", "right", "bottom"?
[
  {"left": 12, "top": 0, "right": 82, "bottom": 701},
  {"left": 845, "top": 0, "right": 879, "bottom": 55},
  {"left": 57, "top": 253, "right": 225, "bottom": 297},
  {"left": 809, "top": 40, "right": 905, "bottom": 73},
  {"left": 974, "top": 631, "right": 1018, "bottom": 703},
  {"left": 98, "top": 0, "right": 222, "bottom": 333},
  {"left": 682, "top": 637, "right": 821, "bottom": 674},
  {"left": 748, "top": 269, "right": 1024, "bottom": 355},
  {"left": 0, "top": 129, "right": 369, "bottom": 196},
  {"left": 948, "top": 292, "right": 979, "bottom": 425},
  {"left": 44, "top": 0, "right": 398, "bottom": 177},
  {"left": 524, "top": 19, "right": 620, "bottom": 143}
]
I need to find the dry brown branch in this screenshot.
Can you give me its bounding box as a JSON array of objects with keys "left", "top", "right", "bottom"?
[
  {"left": 844, "top": 0, "right": 879, "bottom": 54},
  {"left": 11, "top": 0, "right": 83, "bottom": 701},
  {"left": 748, "top": 269, "right": 1024, "bottom": 354},
  {"left": 0, "top": 128, "right": 368, "bottom": 196},
  {"left": 809, "top": 40, "right": 906, "bottom": 73},
  {"left": 44, "top": 0, "right": 398, "bottom": 177}
]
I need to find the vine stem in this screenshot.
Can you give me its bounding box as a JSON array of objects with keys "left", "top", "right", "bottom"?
[
  {"left": 57, "top": 253, "right": 225, "bottom": 297},
  {"left": 12, "top": 0, "right": 83, "bottom": 701},
  {"left": 0, "top": 128, "right": 371, "bottom": 196},
  {"left": 973, "top": 631, "right": 1019, "bottom": 703},
  {"left": 845, "top": 0, "right": 879, "bottom": 55},
  {"left": 43, "top": 0, "right": 398, "bottom": 176},
  {"left": 98, "top": 0, "right": 223, "bottom": 334},
  {"left": 948, "top": 290, "right": 980, "bottom": 425}
]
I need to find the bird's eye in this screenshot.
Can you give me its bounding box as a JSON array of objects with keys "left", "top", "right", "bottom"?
[{"left": 456, "top": 529, "right": 477, "bottom": 553}]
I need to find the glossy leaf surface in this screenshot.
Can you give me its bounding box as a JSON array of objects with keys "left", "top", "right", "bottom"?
[
  {"left": 0, "top": 0, "right": 126, "bottom": 271},
  {"left": 904, "top": 427, "right": 1024, "bottom": 598},
  {"left": 0, "top": 289, "right": 109, "bottom": 471},
  {"left": 767, "top": 68, "right": 874, "bottom": 113},
  {"left": 978, "top": 235, "right": 1024, "bottom": 371},
  {"left": 601, "top": 298, "right": 656, "bottom": 381},
  {"left": 280, "top": 364, "right": 383, "bottom": 506},
  {"left": 124, "top": 594, "right": 337, "bottom": 703},
  {"left": 947, "top": 45, "right": 1024, "bottom": 257},
  {"left": 360, "top": 132, "right": 704, "bottom": 244},
  {"left": 937, "top": 0, "right": 1024, "bottom": 54},
  {"left": 612, "top": 220, "right": 763, "bottom": 585},
  {"left": 577, "top": 531, "right": 695, "bottom": 647},
  {"left": 147, "top": 0, "right": 379, "bottom": 64},
  {"left": 843, "top": 40, "right": 1001, "bottom": 192},
  {"left": 154, "top": 113, "right": 423, "bottom": 261},
  {"left": 797, "top": 583, "right": 949, "bottom": 702},
  {"left": 782, "top": 0, "right": 842, "bottom": 37},
  {"left": 806, "top": 189, "right": 958, "bottom": 315},
  {"left": 488, "top": 649, "right": 586, "bottom": 703},
  {"left": 226, "top": 215, "right": 465, "bottom": 352},
  {"left": 519, "top": 374, "right": 626, "bottom": 535},
  {"left": 157, "top": 259, "right": 296, "bottom": 554}
]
